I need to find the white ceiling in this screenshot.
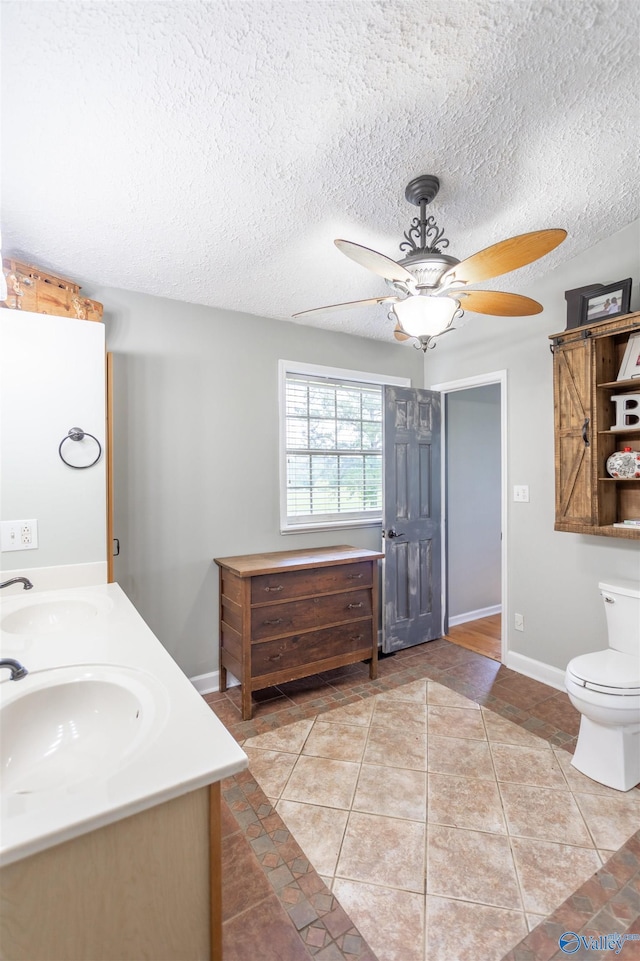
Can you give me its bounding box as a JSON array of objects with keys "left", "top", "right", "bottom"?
[{"left": 2, "top": 0, "right": 639, "bottom": 343}]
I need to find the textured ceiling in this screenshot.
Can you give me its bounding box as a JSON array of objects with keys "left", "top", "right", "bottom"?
[{"left": 1, "top": 0, "right": 639, "bottom": 343}]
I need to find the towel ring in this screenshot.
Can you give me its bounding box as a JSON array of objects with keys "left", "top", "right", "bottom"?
[{"left": 58, "top": 427, "right": 102, "bottom": 469}]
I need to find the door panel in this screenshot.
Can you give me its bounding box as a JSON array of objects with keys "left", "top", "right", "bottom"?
[{"left": 383, "top": 386, "right": 441, "bottom": 652}]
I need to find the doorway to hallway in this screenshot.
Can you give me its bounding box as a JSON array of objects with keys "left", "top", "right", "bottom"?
[{"left": 431, "top": 371, "right": 507, "bottom": 664}]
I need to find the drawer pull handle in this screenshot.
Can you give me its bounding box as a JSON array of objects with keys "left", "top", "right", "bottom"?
[
  {"left": 264, "top": 585, "right": 284, "bottom": 593},
  {"left": 347, "top": 573, "right": 363, "bottom": 579},
  {"left": 347, "top": 602, "right": 363, "bottom": 610},
  {"left": 351, "top": 634, "right": 364, "bottom": 641},
  {"left": 263, "top": 618, "right": 284, "bottom": 626}
]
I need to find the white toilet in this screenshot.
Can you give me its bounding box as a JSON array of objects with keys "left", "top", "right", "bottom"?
[{"left": 565, "top": 579, "right": 640, "bottom": 792}]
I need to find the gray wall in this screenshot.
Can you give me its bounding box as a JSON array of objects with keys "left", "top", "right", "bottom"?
[
  {"left": 446, "top": 384, "right": 501, "bottom": 619},
  {"left": 425, "top": 219, "right": 640, "bottom": 673},
  {"left": 89, "top": 289, "right": 424, "bottom": 678}
]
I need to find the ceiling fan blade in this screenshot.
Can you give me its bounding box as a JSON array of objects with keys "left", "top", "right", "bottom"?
[
  {"left": 393, "top": 323, "right": 411, "bottom": 342},
  {"left": 442, "top": 229, "right": 567, "bottom": 286},
  {"left": 292, "top": 295, "right": 398, "bottom": 319},
  {"left": 335, "top": 239, "right": 416, "bottom": 284},
  {"left": 445, "top": 289, "right": 543, "bottom": 316}
]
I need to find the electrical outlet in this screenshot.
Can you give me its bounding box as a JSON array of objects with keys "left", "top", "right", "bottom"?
[
  {"left": 1, "top": 519, "right": 38, "bottom": 552},
  {"left": 514, "top": 612, "right": 524, "bottom": 632}
]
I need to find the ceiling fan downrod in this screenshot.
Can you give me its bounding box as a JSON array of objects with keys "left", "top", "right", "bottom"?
[{"left": 400, "top": 175, "right": 450, "bottom": 258}]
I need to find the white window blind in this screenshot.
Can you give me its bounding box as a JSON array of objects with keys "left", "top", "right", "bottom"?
[{"left": 283, "top": 371, "right": 383, "bottom": 527}]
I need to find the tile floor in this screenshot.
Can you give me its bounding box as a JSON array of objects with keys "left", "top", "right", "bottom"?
[{"left": 207, "top": 637, "right": 640, "bottom": 961}]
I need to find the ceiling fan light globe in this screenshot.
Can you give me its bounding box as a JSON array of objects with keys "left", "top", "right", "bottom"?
[{"left": 392, "top": 295, "right": 459, "bottom": 338}]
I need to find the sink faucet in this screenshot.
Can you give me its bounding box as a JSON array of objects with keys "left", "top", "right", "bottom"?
[
  {"left": 0, "top": 658, "right": 29, "bottom": 680},
  {"left": 0, "top": 577, "right": 34, "bottom": 591}
]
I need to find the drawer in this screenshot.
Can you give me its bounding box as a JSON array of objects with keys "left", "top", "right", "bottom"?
[
  {"left": 251, "top": 621, "right": 374, "bottom": 678},
  {"left": 251, "top": 562, "right": 372, "bottom": 603},
  {"left": 251, "top": 588, "right": 372, "bottom": 641}
]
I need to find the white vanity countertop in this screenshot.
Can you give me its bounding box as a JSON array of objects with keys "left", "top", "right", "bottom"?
[{"left": 0, "top": 582, "right": 248, "bottom": 866}]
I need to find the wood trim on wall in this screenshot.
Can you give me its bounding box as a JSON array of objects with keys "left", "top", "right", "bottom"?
[{"left": 106, "top": 351, "right": 114, "bottom": 583}]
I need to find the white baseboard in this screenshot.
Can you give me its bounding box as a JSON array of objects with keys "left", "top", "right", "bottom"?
[
  {"left": 505, "top": 650, "right": 566, "bottom": 692},
  {"left": 190, "top": 669, "right": 240, "bottom": 695},
  {"left": 449, "top": 604, "right": 502, "bottom": 627}
]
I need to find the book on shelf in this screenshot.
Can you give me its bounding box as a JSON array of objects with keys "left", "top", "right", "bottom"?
[{"left": 612, "top": 519, "right": 640, "bottom": 529}]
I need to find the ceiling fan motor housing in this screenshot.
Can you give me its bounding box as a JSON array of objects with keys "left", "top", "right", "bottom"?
[{"left": 397, "top": 251, "right": 460, "bottom": 289}]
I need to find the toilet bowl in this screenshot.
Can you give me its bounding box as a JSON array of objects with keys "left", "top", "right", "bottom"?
[{"left": 565, "top": 580, "right": 640, "bottom": 792}]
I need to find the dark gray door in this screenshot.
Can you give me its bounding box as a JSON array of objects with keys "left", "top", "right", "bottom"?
[{"left": 382, "top": 386, "right": 442, "bottom": 653}]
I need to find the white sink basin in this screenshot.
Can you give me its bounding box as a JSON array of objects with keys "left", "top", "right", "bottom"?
[
  {"left": 1, "top": 595, "right": 113, "bottom": 635},
  {"left": 0, "top": 665, "right": 169, "bottom": 794}
]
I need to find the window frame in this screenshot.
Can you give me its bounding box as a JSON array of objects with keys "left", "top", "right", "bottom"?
[{"left": 278, "top": 360, "right": 410, "bottom": 534}]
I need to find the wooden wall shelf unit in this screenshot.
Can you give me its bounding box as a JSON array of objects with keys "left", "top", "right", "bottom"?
[
  {"left": 550, "top": 309, "right": 640, "bottom": 539},
  {"left": 214, "top": 545, "right": 383, "bottom": 720}
]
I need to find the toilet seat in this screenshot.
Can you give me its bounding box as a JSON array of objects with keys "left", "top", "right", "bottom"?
[{"left": 567, "top": 650, "right": 640, "bottom": 696}]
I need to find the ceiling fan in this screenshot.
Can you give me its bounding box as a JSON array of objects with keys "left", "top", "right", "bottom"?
[{"left": 293, "top": 175, "right": 567, "bottom": 351}]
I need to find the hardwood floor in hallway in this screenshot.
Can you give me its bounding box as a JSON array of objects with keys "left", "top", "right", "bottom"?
[{"left": 445, "top": 613, "right": 502, "bottom": 661}]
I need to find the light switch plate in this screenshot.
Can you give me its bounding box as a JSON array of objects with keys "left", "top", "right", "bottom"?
[{"left": 513, "top": 485, "right": 530, "bottom": 502}]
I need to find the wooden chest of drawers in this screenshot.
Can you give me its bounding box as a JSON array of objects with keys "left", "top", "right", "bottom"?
[{"left": 214, "top": 546, "right": 383, "bottom": 720}]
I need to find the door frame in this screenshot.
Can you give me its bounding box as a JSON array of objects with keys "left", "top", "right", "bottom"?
[{"left": 429, "top": 370, "right": 508, "bottom": 663}]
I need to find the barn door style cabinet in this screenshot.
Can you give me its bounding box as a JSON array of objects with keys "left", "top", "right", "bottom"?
[{"left": 550, "top": 309, "right": 640, "bottom": 538}]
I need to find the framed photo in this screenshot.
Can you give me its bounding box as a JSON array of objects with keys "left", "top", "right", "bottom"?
[
  {"left": 564, "top": 284, "right": 603, "bottom": 329},
  {"left": 618, "top": 332, "right": 640, "bottom": 381},
  {"left": 579, "top": 278, "right": 632, "bottom": 326}
]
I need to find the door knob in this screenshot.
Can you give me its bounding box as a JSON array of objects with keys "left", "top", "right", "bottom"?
[{"left": 386, "top": 528, "right": 405, "bottom": 538}]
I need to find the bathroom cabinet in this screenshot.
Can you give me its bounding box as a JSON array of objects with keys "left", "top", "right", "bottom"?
[
  {"left": 0, "top": 784, "right": 222, "bottom": 961},
  {"left": 215, "top": 545, "right": 383, "bottom": 719},
  {"left": 550, "top": 309, "right": 640, "bottom": 538}
]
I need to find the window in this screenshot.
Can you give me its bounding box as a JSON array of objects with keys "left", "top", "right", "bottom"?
[{"left": 279, "top": 361, "right": 409, "bottom": 532}]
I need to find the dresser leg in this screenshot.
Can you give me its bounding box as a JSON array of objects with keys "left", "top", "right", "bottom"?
[
  {"left": 219, "top": 665, "right": 227, "bottom": 693},
  {"left": 241, "top": 684, "right": 253, "bottom": 720},
  {"left": 369, "top": 651, "right": 378, "bottom": 680}
]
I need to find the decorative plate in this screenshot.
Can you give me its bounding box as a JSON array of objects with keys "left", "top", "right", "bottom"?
[{"left": 606, "top": 448, "right": 640, "bottom": 478}]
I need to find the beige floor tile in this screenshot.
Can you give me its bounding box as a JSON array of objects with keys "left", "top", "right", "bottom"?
[
  {"left": 302, "top": 720, "right": 369, "bottom": 762},
  {"left": 526, "top": 914, "right": 546, "bottom": 932},
  {"left": 598, "top": 849, "right": 618, "bottom": 864},
  {"left": 427, "top": 705, "right": 486, "bottom": 740},
  {"left": 281, "top": 754, "right": 360, "bottom": 809},
  {"left": 336, "top": 811, "right": 426, "bottom": 893},
  {"left": 499, "top": 783, "right": 593, "bottom": 845},
  {"left": 482, "top": 709, "right": 551, "bottom": 751},
  {"left": 428, "top": 773, "right": 506, "bottom": 834},
  {"left": 490, "top": 741, "right": 568, "bottom": 790},
  {"left": 573, "top": 790, "right": 640, "bottom": 850},
  {"left": 353, "top": 763, "right": 427, "bottom": 821},
  {"left": 377, "top": 678, "right": 428, "bottom": 703},
  {"left": 243, "top": 717, "right": 314, "bottom": 753},
  {"left": 364, "top": 722, "right": 427, "bottom": 771},
  {"left": 425, "top": 896, "right": 527, "bottom": 961},
  {"left": 427, "top": 680, "right": 480, "bottom": 709},
  {"left": 553, "top": 747, "right": 638, "bottom": 797},
  {"left": 275, "top": 799, "right": 348, "bottom": 877},
  {"left": 427, "top": 824, "right": 521, "bottom": 909},
  {"left": 372, "top": 698, "right": 428, "bottom": 730},
  {"left": 319, "top": 698, "right": 375, "bottom": 727},
  {"left": 333, "top": 878, "right": 424, "bottom": 961},
  {"left": 244, "top": 747, "right": 298, "bottom": 798},
  {"left": 427, "top": 734, "right": 495, "bottom": 780},
  {"left": 510, "top": 836, "right": 601, "bottom": 915}
]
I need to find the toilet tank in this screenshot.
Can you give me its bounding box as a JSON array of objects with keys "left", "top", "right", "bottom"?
[{"left": 599, "top": 580, "right": 640, "bottom": 655}]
